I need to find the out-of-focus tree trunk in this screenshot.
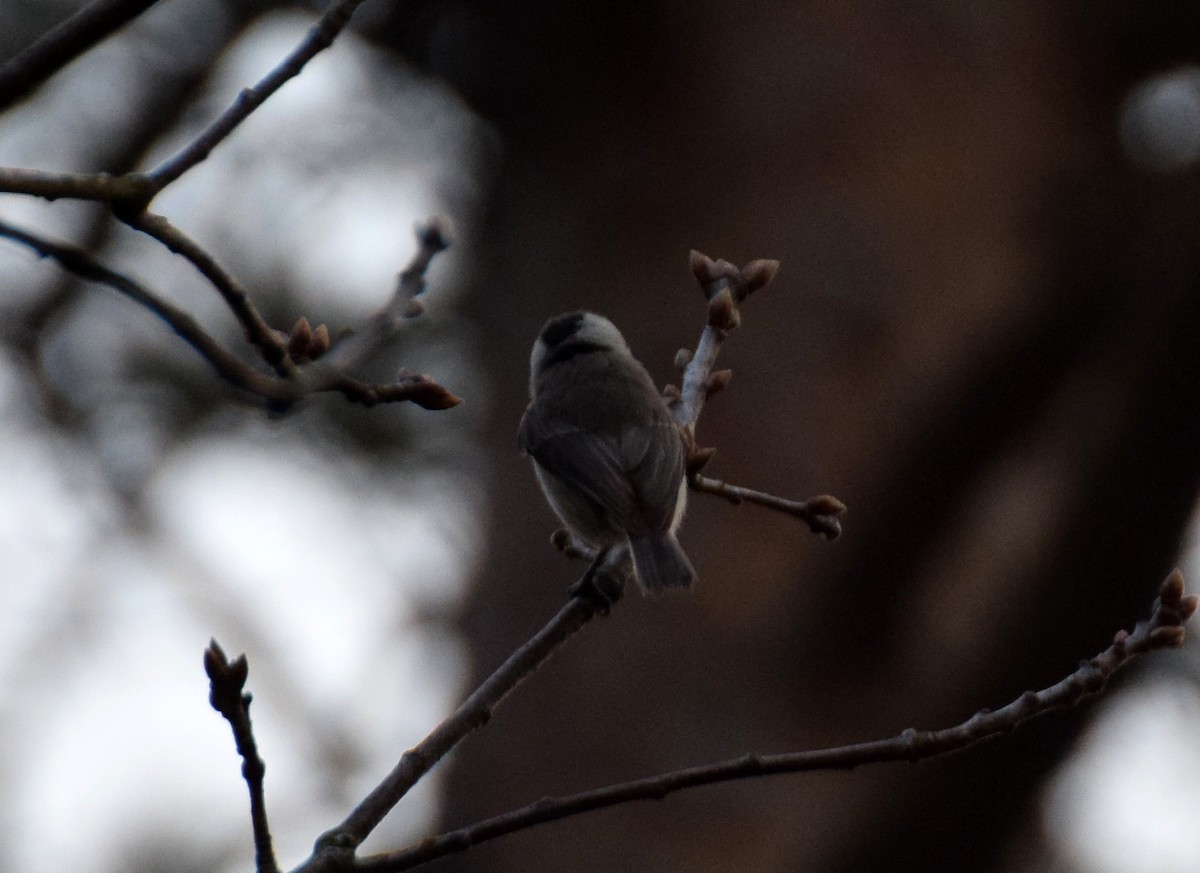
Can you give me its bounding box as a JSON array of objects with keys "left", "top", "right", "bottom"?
[{"left": 386, "top": 2, "right": 1200, "bottom": 870}]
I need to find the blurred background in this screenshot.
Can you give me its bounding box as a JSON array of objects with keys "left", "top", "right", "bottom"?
[{"left": 2, "top": 2, "right": 1200, "bottom": 872}]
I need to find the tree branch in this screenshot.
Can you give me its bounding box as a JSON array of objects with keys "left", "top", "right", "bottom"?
[
  {"left": 143, "top": 0, "right": 368, "bottom": 195},
  {"left": 323, "top": 219, "right": 452, "bottom": 371},
  {"left": 0, "top": 166, "right": 154, "bottom": 203},
  {"left": 301, "top": 581, "right": 616, "bottom": 870},
  {"left": 0, "top": 218, "right": 462, "bottom": 410},
  {"left": 120, "top": 210, "right": 296, "bottom": 377},
  {"left": 0, "top": 0, "right": 166, "bottom": 113},
  {"left": 670, "top": 250, "right": 780, "bottom": 432},
  {"left": 356, "top": 570, "right": 1197, "bottom": 872},
  {"left": 0, "top": 217, "right": 278, "bottom": 394},
  {"left": 689, "top": 473, "right": 846, "bottom": 540},
  {"left": 204, "top": 640, "right": 281, "bottom": 873},
  {"left": 666, "top": 250, "right": 846, "bottom": 536}
]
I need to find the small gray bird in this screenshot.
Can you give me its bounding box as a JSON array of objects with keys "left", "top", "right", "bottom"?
[{"left": 519, "top": 311, "right": 698, "bottom": 594}]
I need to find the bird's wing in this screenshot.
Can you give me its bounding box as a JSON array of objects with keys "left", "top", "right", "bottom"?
[
  {"left": 520, "top": 404, "right": 682, "bottom": 532},
  {"left": 620, "top": 422, "right": 686, "bottom": 531}
]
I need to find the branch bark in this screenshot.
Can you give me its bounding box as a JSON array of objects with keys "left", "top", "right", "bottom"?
[
  {"left": 0, "top": 0, "right": 165, "bottom": 112},
  {"left": 357, "top": 570, "right": 1195, "bottom": 871}
]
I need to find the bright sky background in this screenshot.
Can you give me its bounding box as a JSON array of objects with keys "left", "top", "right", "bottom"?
[{"left": 0, "top": 9, "right": 489, "bottom": 872}]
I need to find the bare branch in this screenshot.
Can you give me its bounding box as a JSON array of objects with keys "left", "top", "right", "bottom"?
[
  {"left": 144, "top": 0, "right": 368, "bottom": 195},
  {"left": 0, "top": 0, "right": 166, "bottom": 112},
  {"left": 667, "top": 250, "right": 845, "bottom": 538},
  {"left": 121, "top": 210, "right": 296, "bottom": 377},
  {"left": 204, "top": 640, "right": 281, "bottom": 873},
  {"left": 323, "top": 219, "right": 452, "bottom": 371},
  {"left": 0, "top": 166, "right": 153, "bottom": 203},
  {"left": 0, "top": 218, "right": 277, "bottom": 394},
  {"left": 0, "top": 219, "right": 462, "bottom": 411},
  {"left": 689, "top": 474, "right": 845, "bottom": 539},
  {"left": 671, "top": 250, "right": 779, "bottom": 432},
  {"left": 307, "top": 368, "right": 462, "bottom": 411},
  {"left": 302, "top": 589, "right": 611, "bottom": 865},
  {"left": 356, "top": 570, "right": 1197, "bottom": 872}
]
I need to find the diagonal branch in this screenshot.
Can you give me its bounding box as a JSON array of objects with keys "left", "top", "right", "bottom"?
[
  {"left": 303, "top": 589, "right": 612, "bottom": 868},
  {"left": 323, "top": 219, "right": 452, "bottom": 371},
  {"left": 120, "top": 210, "right": 295, "bottom": 377},
  {"left": 356, "top": 570, "right": 1197, "bottom": 872},
  {"left": 0, "top": 0, "right": 166, "bottom": 113},
  {"left": 143, "top": 0, "right": 369, "bottom": 195},
  {"left": 0, "top": 217, "right": 277, "bottom": 393}
]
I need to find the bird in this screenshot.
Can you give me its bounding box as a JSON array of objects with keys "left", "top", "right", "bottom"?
[{"left": 519, "top": 311, "right": 698, "bottom": 595}]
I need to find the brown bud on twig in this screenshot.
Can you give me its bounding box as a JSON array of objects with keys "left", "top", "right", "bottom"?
[
  {"left": 310, "top": 323, "right": 330, "bottom": 359},
  {"left": 674, "top": 348, "right": 693, "bottom": 369},
  {"left": 805, "top": 494, "right": 848, "bottom": 517},
  {"left": 741, "top": 259, "right": 780, "bottom": 297},
  {"left": 551, "top": 529, "right": 573, "bottom": 552},
  {"left": 1149, "top": 626, "right": 1187, "bottom": 648},
  {"left": 1161, "top": 568, "right": 1185, "bottom": 606},
  {"left": 689, "top": 250, "right": 718, "bottom": 286},
  {"left": 287, "top": 316, "right": 331, "bottom": 361},
  {"left": 204, "top": 638, "right": 230, "bottom": 683},
  {"left": 708, "top": 287, "right": 739, "bottom": 330},
  {"left": 288, "top": 316, "right": 312, "bottom": 354},
  {"left": 417, "top": 218, "right": 452, "bottom": 258},
  {"left": 706, "top": 369, "right": 732, "bottom": 398},
  {"left": 662, "top": 384, "right": 682, "bottom": 403},
  {"left": 405, "top": 299, "right": 426, "bottom": 318}
]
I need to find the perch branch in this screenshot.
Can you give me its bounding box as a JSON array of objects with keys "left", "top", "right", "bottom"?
[
  {"left": 357, "top": 570, "right": 1197, "bottom": 872},
  {"left": 205, "top": 640, "right": 281, "bottom": 873},
  {"left": 0, "top": 0, "right": 165, "bottom": 112},
  {"left": 671, "top": 250, "right": 778, "bottom": 431},
  {"left": 302, "top": 583, "right": 616, "bottom": 867},
  {"left": 670, "top": 250, "right": 845, "bottom": 535}
]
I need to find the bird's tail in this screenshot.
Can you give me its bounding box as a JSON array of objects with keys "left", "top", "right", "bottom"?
[{"left": 628, "top": 533, "right": 697, "bottom": 594}]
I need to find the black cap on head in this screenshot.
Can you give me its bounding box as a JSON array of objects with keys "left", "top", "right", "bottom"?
[{"left": 539, "top": 311, "right": 585, "bottom": 349}]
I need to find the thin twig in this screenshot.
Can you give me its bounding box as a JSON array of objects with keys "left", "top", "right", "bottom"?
[
  {"left": 0, "top": 218, "right": 277, "bottom": 393},
  {"left": 323, "top": 220, "right": 452, "bottom": 371},
  {"left": 302, "top": 594, "right": 608, "bottom": 868},
  {"left": 144, "top": 0, "right": 368, "bottom": 194},
  {"left": 671, "top": 250, "right": 779, "bottom": 432},
  {"left": 204, "top": 640, "right": 281, "bottom": 873},
  {"left": 0, "top": 0, "right": 165, "bottom": 112},
  {"left": 355, "top": 570, "right": 1197, "bottom": 872},
  {"left": 121, "top": 210, "right": 296, "bottom": 377},
  {"left": 669, "top": 251, "right": 845, "bottom": 536},
  {"left": 689, "top": 474, "right": 846, "bottom": 540},
  {"left": 0, "top": 219, "right": 462, "bottom": 410}
]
